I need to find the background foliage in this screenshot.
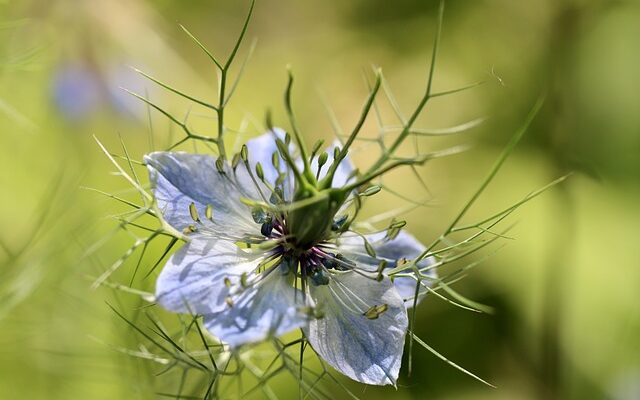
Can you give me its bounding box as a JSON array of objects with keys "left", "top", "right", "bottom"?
[{"left": 1, "top": 0, "right": 639, "bottom": 399}]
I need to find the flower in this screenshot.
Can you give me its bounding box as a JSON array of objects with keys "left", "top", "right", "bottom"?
[{"left": 145, "top": 129, "right": 435, "bottom": 386}]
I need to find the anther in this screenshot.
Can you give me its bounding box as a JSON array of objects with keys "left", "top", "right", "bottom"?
[
  {"left": 255, "top": 162, "right": 265, "bottom": 181},
  {"left": 240, "top": 272, "right": 249, "bottom": 288},
  {"left": 386, "top": 220, "right": 406, "bottom": 240},
  {"left": 271, "top": 151, "right": 280, "bottom": 170},
  {"left": 363, "top": 304, "right": 388, "bottom": 320},
  {"left": 182, "top": 224, "right": 197, "bottom": 234},
  {"left": 270, "top": 186, "right": 283, "bottom": 205},
  {"left": 387, "top": 226, "right": 401, "bottom": 240},
  {"left": 189, "top": 202, "right": 200, "bottom": 223},
  {"left": 361, "top": 185, "right": 381, "bottom": 197},
  {"left": 309, "top": 266, "right": 330, "bottom": 286},
  {"left": 251, "top": 206, "right": 270, "bottom": 224},
  {"left": 364, "top": 240, "right": 376, "bottom": 257},
  {"left": 232, "top": 153, "right": 241, "bottom": 170},
  {"left": 376, "top": 260, "right": 387, "bottom": 282},
  {"left": 261, "top": 220, "right": 274, "bottom": 237},
  {"left": 331, "top": 215, "right": 348, "bottom": 231},
  {"left": 205, "top": 204, "right": 214, "bottom": 221},
  {"left": 240, "top": 144, "right": 249, "bottom": 163}
]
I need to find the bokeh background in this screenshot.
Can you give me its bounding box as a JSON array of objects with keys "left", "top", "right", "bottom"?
[{"left": 1, "top": 0, "right": 639, "bottom": 399}]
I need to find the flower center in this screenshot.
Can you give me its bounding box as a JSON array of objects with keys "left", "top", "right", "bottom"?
[{"left": 252, "top": 208, "right": 351, "bottom": 287}]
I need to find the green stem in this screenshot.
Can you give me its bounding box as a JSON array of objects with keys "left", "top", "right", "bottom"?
[
  {"left": 284, "top": 70, "right": 315, "bottom": 185},
  {"left": 321, "top": 70, "right": 381, "bottom": 189},
  {"left": 217, "top": 69, "right": 227, "bottom": 159},
  {"left": 365, "top": 0, "right": 445, "bottom": 176}
]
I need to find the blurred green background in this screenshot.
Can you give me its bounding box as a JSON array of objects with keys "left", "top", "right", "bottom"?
[{"left": 1, "top": 0, "right": 639, "bottom": 399}]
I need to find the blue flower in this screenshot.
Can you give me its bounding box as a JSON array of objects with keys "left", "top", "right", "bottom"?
[
  {"left": 145, "top": 129, "right": 435, "bottom": 386},
  {"left": 51, "top": 62, "right": 102, "bottom": 121}
]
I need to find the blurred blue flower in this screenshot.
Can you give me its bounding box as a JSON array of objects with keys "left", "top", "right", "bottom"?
[
  {"left": 145, "top": 130, "right": 434, "bottom": 385},
  {"left": 51, "top": 61, "right": 149, "bottom": 122},
  {"left": 51, "top": 62, "right": 102, "bottom": 121}
]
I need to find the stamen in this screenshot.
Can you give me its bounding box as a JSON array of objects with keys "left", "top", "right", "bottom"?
[
  {"left": 364, "top": 240, "right": 376, "bottom": 257},
  {"left": 251, "top": 206, "right": 270, "bottom": 224},
  {"left": 363, "top": 304, "right": 388, "bottom": 319},
  {"left": 327, "top": 281, "right": 363, "bottom": 314},
  {"left": 255, "top": 162, "right": 265, "bottom": 181},
  {"left": 309, "top": 265, "right": 330, "bottom": 286},
  {"left": 360, "top": 185, "right": 381, "bottom": 197},
  {"left": 261, "top": 220, "right": 274, "bottom": 237},
  {"left": 231, "top": 152, "right": 241, "bottom": 170},
  {"left": 182, "top": 224, "right": 197, "bottom": 234},
  {"left": 376, "top": 260, "right": 387, "bottom": 282},
  {"left": 314, "top": 247, "right": 380, "bottom": 281},
  {"left": 240, "top": 144, "right": 249, "bottom": 162},
  {"left": 238, "top": 152, "right": 272, "bottom": 208},
  {"left": 189, "top": 202, "right": 200, "bottom": 222},
  {"left": 269, "top": 186, "right": 284, "bottom": 205},
  {"left": 240, "top": 272, "right": 249, "bottom": 288},
  {"left": 205, "top": 204, "right": 214, "bottom": 221},
  {"left": 331, "top": 215, "right": 348, "bottom": 231},
  {"left": 386, "top": 219, "right": 406, "bottom": 239},
  {"left": 271, "top": 151, "right": 280, "bottom": 170}
]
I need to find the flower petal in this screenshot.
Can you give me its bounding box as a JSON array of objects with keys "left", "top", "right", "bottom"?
[
  {"left": 245, "top": 128, "right": 299, "bottom": 200},
  {"left": 155, "top": 239, "right": 262, "bottom": 315},
  {"left": 305, "top": 271, "right": 408, "bottom": 386},
  {"left": 145, "top": 151, "right": 260, "bottom": 237},
  {"left": 337, "top": 230, "right": 436, "bottom": 307},
  {"left": 203, "top": 265, "right": 308, "bottom": 347},
  {"left": 244, "top": 128, "right": 286, "bottom": 186},
  {"left": 246, "top": 133, "right": 355, "bottom": 192}
]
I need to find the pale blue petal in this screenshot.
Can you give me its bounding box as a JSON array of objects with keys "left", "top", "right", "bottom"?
[
  {"left": 245, "top": 128, "right": 298, "bottom": 199},
  {"left": 245, "top": 128, "right": 287, "bottom": 186},
  {"left": 145, "top": 152, "right": 260, "bottom": 237},
  {"left": 337, "top": 230, "right": 436, "bottom": 307},
  {"left": 155, "top": 239, "right": 263, "bottom": 315},
  {"left": 204, "top": 265, "right": 308, "bottom": 347},
  {"left": 246, "top": 133, "right": 354, "bottom": 192},
  {"left": 305, "top": 271, "right": 407, "bottom": 386}
]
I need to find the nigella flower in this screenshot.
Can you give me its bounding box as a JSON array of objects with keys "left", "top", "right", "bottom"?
[{"left": 145, "top": 129, "right": 435, "bottom": 386}]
